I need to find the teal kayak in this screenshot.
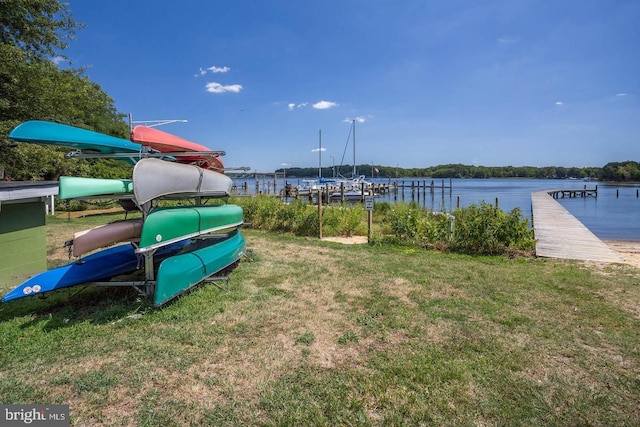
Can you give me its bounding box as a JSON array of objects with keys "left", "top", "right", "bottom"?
[
  {"left": 59, "top": 176, "right": 134, "bottom": 199},
  {"left": 10, "top": 121, "right": 141, "bottom": 154},
  {"left": 137, "top": 204, "right": 244, "bottom": 252},
  {"left": 154, "top": 229, "right": 246, "bottom": 306}
]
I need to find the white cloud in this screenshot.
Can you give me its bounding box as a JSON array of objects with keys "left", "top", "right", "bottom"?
[
  {"left": 288, "top": 102, "right": 309, "bottom": 111},
  {"left": 311, "top": 147, "right": 327, "bottom": 152},
  {"left": 343, "top": 116, "right": 367, "bottom": 123},
  {"left": 51, "top": 56, "right": 65, "bottom": 65},
  {"left": 555, "top": 101, "right": 564, "bottom": 106},
  {"left": 616, "top": 93, "right": 628, "bottom": 97},
  {"left": 195, "top": 65, "right": 231, "bottom": 77},
  {"left": 206, "top": 82, "right": 243, "bottom": 94},
  {"left": 208, "top": 66, "right": 231, "bottom": 73},
  {"left": 313, "top": 100, "right": 338, "bottom": 109}
]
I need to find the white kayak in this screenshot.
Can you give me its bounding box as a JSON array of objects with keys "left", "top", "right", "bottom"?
[{"left": 132, "top": 158, "right": 232, "bottom": 205}]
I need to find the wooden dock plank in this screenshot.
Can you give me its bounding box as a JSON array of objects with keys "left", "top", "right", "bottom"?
[{"left": 531, "top": 190, "right": 623, "bottom": 263}]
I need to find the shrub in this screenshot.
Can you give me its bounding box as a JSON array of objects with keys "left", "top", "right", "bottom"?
[
  {"left": 450, "top": 202, "right": 534, "bottom": 255},
  {"left": 322, "top": 205, "right": 367, "bottom": 237},
  {"left": 232, "top": 196, "right": 534, "bottom": 256}
]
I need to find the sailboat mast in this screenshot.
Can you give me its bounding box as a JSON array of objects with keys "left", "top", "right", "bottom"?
[
  {"left": 318, "top": 129, "right": 322, "bottom": 179},
  {"left": 352, "top": 119, "right": 356, "bottom": 177}
]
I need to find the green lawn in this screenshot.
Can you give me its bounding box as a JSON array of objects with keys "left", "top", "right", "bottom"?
[{"left": 1, "top": 216, "right": 639, "bottom": 426}]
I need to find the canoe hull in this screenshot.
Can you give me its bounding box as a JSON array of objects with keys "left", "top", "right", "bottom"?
[
  {"left": 154, "top": 230, "right": 246, "bottom": 306},
  {"left": 59, "top": 176, "right": 134, "bottom": 199},
  {"left": 132, "top": 158, "right": 232, "bottom": 204},
  {"left": 72, "top": 219, "right": 143, "bottom": 257},
  {"left": 1, "top": 240, "right": 189, "bottom": 303},
  {"left": 131, "top": 126, "right": 224, "bottom": 171},
  {"left": 137, "top": 204, "right": 244, "bottom": 252},
  {"left": 10, "top": 121, "right": 141, "bottom": 154}
]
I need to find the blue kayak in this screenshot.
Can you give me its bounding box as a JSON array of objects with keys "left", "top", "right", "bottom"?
[{"left": 2, "top": 240, "right": 190, "bottom": 303}]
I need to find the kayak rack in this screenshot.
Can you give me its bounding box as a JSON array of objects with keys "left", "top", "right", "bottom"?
[
  {"left": 65, "top": 150, "right": 226, "bottom": 159},
  {"left": 82, "top": 229, "right": 248, "bottom": 305}
]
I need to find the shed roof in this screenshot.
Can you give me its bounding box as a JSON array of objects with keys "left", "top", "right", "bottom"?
[{"left": 0, "top": 181, "right": 58, "bottom": 203}]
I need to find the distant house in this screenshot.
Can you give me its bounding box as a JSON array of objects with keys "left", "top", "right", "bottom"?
[{"left": 0, "top": 181, "right": 58, "bottom": 283}]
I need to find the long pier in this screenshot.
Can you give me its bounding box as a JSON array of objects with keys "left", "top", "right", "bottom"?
[{"left": 531, "top": 190, "right": 623, "bottom": 263}]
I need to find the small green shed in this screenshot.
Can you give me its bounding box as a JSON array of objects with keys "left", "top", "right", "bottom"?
[{"left": 0, "top": 181, "right": 58, "bottom": 284}]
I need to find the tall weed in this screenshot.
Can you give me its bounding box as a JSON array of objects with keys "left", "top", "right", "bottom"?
[
  {"left": 451, "top": 202, "right": 534, "bottom": 254},
  {"left": 233, "top": 196, "right": 534, "bottom": 255}
]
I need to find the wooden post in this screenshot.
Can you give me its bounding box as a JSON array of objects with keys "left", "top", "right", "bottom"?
[
  {"left": 318, "top": 189, "right": 323, "bottom": 239},
  {"left": 495, "top": 197, "right": 499, "bottom": 209},
  {"left": 457, "top": 196, "right": 460, "bottom": 209}
]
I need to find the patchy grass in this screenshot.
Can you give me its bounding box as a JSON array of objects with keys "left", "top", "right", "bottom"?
[{"left": 0, "top": 216, "right": 639, "bottom": 426}]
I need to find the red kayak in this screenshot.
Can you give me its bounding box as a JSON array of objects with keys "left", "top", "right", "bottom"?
[{"left": 131, "top": 126, "right": 225, "bottom": 171}]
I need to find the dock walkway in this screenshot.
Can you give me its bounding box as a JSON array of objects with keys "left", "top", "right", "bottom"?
[{"left": 531, "top": 190, "right": 623, "bottom": 263}]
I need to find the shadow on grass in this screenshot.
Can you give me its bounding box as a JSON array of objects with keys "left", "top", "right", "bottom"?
[
  {"left": 0, "top": 281, "right": 151, "bottom": 330},
  {"left": 0, "top": 259, "right": 245, "bottom": 331}
]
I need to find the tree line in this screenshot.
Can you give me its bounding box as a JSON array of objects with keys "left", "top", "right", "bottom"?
[
  {"left": 0, "top": 0, "right": 132, "bottom": 181},
  {"left": 275, "top": 161, "right": 640, "bottom": 182}
]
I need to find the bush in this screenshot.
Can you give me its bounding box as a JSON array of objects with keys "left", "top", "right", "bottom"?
[
  {"left": 322, "top": 205, "right": 367, "bottom": 237},
  {"left": 450, "top": 202, "right": 534, "bottom": 255},
  {"left": 232, "top": 196, "right": 534, "bottom": 256}
]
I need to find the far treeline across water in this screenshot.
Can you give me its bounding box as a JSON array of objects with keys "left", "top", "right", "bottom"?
[{"left": 271, "top": 161, "right": 640, "bottom": 181}]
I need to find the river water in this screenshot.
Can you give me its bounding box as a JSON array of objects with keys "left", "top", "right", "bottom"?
[{"left": 232, "top": 177, "right": 640, "bottom": 241}]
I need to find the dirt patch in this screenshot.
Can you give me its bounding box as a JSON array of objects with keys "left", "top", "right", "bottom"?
[
  {"left": 321, "top": 236, "right": 368, "bottom": 245},
  {"left": 605, "top": 240, "right": 640, "bottom": 269}
]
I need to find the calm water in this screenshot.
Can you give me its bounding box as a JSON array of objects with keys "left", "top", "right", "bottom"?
[{"left": 233, "top": 177, "right": 640, "bottom": 241}]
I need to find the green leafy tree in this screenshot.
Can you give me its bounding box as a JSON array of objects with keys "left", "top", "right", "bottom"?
[
  {"left": 0, "top": 0, "right": 79, "bottom": 60},
  {"left": 0, "top": 1, "right": 130, "bottom": 180}
]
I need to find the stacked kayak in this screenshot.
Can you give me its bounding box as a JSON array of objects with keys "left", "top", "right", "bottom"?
[
  {"left": 1, "top": 239, "right": 190, "bottom": 303},
  {"left": 3, "top": 121, "right": 246, "bottom": 306},
  {"left": 154, "top": 229, "right": 245, "bottom": 306}
]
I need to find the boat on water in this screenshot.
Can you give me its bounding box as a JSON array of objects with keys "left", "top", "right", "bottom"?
[
  {"left": 59, "top": 176, "right": 134, "bottom": 199},
  {"left": 1, "top": 239, "right": 190, "bottom": 303},
  {"left": 329, "top": 189, "right": 367, "bottom": 201},
  {"left": 136, "top": 204, "right": 244, "bottom": 253},
  {"left": 154, "top": 229, "right": 246, "bottom": 306},
  {"left": 132, "top": 158, "right": 232, "bottom": 204},
  {"left": 70, "top": 219, "right": 143, "bottom": 257},
  {"left": 131, "top": 125, "right": 225, "bottom": 171}
]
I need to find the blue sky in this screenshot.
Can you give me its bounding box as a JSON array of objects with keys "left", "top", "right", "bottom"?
[{"left": 63, "top": 0, "right": 639, "bottom": 172}]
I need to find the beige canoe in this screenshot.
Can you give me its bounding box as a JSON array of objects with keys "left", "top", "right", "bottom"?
[{"left": 72, "top": 219, "right": 143, "bottom": 257}]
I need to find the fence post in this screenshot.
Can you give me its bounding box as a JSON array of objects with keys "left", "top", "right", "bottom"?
[{"left": 318, "top": 189, "right": 323, "bottom": 239}]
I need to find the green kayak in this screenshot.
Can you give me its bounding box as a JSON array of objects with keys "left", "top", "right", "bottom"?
[
  {"left": 137, "top": 204, "right": 244, "bottom": 253},
  {"left": 59, "top": 176, "right": 134, "bottom": 199},
  {"left": 154, "top": 229, "right": 246, "bottom": 306}
]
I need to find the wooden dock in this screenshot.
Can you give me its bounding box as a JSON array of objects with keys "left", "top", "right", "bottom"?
[{"left": 531, "top": 191, "right": 623, "bottom": 263}]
